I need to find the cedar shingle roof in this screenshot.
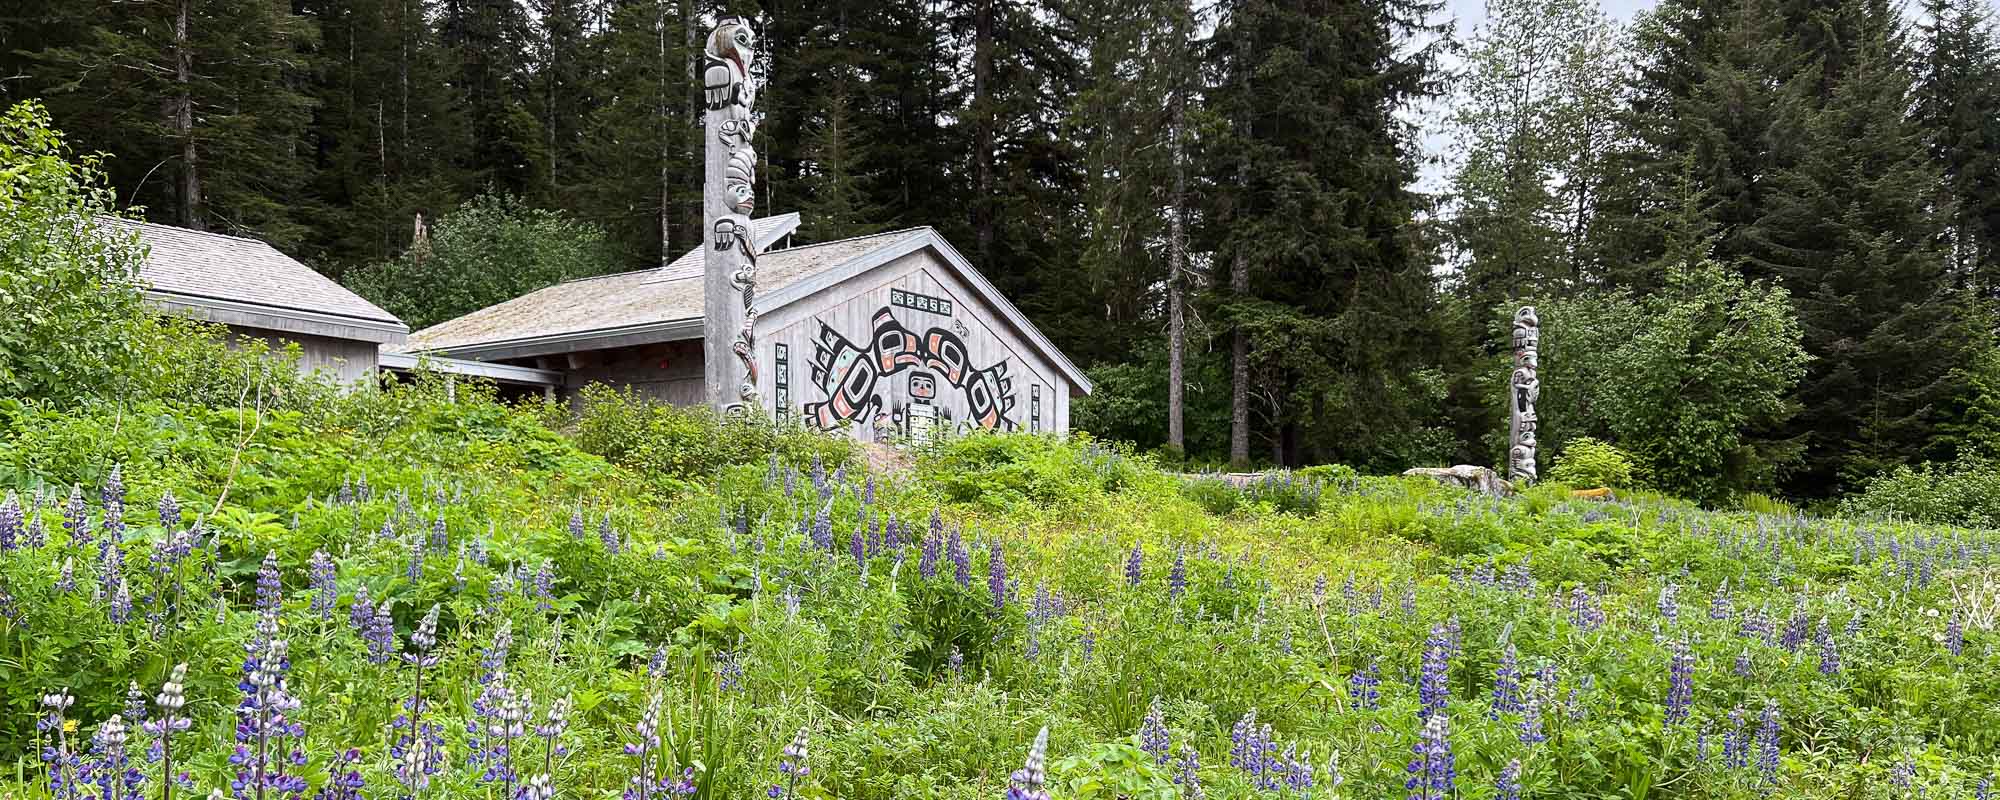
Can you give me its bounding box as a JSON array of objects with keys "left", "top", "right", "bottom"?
[
  {"left": 399, "top": 219, "right": 924, "bottom": 356},
  {"left": 102, "top": 217, "right": 407, "bottom": 339}
]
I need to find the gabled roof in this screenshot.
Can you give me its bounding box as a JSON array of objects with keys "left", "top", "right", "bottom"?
[
  {"left": 101, "top": 216, "right": 408, "bottom": 344},
  {"left": 400, "top": 213, "right": 1090, "bottom": 395}
]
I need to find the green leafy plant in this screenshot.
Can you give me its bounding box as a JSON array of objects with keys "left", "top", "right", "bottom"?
[{"left": 1548, "top": 437, "right": 1637, "bottom": 489}]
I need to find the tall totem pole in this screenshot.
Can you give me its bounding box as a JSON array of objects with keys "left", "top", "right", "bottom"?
[
  {"left": 1509, "top": 306, "right": 1540, "bottom": 484},
  {"left": 702, "top": 19, "right": 761, "bottom": 416}
]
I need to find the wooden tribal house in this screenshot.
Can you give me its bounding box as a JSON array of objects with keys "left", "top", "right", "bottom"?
[{"left": 396, "top": 20, "right": 1090, "bottom": 438}]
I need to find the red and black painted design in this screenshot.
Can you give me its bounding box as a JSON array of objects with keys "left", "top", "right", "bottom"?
[{"left": 803, "top": 307, "right": 1017, "bottom": 432}]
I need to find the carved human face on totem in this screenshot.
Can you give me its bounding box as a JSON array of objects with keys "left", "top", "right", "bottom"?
[{"left": 909, "top": 373, "right": 937, "bottom": 405}]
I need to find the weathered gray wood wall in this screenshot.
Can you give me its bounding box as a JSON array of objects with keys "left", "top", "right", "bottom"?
[
  {"left": 558, "top": 340, "right": 706, "bottom": 407},
  {"left": 228, "top": 325, "right": 379, "bottom": 385},
  {"left": 757, "top": 250, "right": 1071, "bottom": 440}
]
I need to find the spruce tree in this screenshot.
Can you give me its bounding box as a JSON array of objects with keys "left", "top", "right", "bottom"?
[
  {"left": 1741, "top": 0, "right": 1986, "bottom": 491},
  {"left": 1912, "top": 0, "right": 2000, "bottom": 290},
  {"left": 1206, "top": 0, "right": 1450, "bottom": 468}
]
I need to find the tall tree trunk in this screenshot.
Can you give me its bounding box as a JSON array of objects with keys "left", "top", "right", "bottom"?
[
  {"left": 658, "top": 0, "right": 673, "bottom": 266},
  {"left": 172, "top": 0, "right": 203, "bottom": 230},
  {"left": 972, "top": 0, "right": 996, "bottom": 266},
  {"left": 1166, "top": 92, "right": 1187, "bottom": 454},
  {"left": 1229, "top": 248, "right": 1250, "bottom": 468},
  {"left": 399, "top": 0, "right": 410, "bottom": 154}
]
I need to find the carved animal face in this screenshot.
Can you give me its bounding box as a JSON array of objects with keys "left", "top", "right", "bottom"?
[
  {"left": 711, "top": 20, "right": 757, "bottom": 74},
  {"left": 1514, "top": 305, "right": 1539, "bottom": 330}
]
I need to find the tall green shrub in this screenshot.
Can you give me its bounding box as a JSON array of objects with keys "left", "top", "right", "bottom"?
[
  {"left": 1521, "top": 259, "right": 1808, "bottom": 504},
  {"left": 344, "top": 193, "right": 614, "bottom": 330},
  {"left": 0, "top": 102, "right": 153, "bottom": 404}
]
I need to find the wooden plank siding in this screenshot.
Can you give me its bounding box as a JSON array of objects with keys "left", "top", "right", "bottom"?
[{"left": 757, "top": 249, "right": 1069, "bottom": 441}]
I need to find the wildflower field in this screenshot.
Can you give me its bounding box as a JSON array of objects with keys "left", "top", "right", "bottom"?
[{"left": 0, "top": 385, "right": 1996, "bottom": 800}]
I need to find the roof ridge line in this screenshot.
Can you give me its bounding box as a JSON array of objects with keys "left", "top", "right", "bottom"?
[{"left": 101, "top": 215, "right": 283, "bottom": 248}]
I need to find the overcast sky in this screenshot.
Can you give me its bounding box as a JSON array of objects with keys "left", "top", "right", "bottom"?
[{"left": 1445, "top": 0, "right": 1658, "bottom": 26}]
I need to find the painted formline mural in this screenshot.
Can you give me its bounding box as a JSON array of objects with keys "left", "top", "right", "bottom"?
[{"left": 801, "top": 306, "right": 1020, "bottom": 438}]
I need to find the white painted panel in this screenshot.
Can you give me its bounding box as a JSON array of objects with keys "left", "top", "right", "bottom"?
[{"left": 759, "top": 250, "right": 1071, "bottom": 439}]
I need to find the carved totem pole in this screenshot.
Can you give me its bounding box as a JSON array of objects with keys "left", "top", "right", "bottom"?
[
  {"left": 702, "top": 19, "right": 761, "bottom": 416},
  {"left": 1509, "top": 306, "right": 1541, "bottom": 484}
]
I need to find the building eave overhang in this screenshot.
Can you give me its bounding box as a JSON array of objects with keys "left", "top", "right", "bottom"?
[
  {"left": 411, "top": 317, "right": 705, "bottom": 362},
  {"left": 148, "top": 290, "right": 409, "bottom": 345},
  {"left": 756, "top": 230, "right": 1093, "bottom": 395},
  {"left": 377, "top": 352, "right": 565, "bottom": 386}
]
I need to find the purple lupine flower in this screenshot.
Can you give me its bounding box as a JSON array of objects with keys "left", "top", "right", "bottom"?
[
  {"left": 1891, "top": 756, "right": 1916, "bottom": 796},
  {"left": 1168, "top": 549, "right": 1187, "bottom": 600},
  {"left": 57, "top": 557, "right": 75, "bottom": 593},
  {"left": 255, "top": 552, "right": 282, "bottom": 611},
  {"left": 0, "top": 493, "right": 22, "bottom": 551},
  {"left": 1173, "top": 744, "right": 1203, "bottom": 798},
  {"left": 1710, "top": 580, "right": 1733, "bottom": 620},
  {"left": 1419, "top": 623, "right": 1453, "bottom": 720},
  {"left": 919, "top": 527, "right": 941, "bottom": 579},
  {"left": 1755, "top": 700, "right": 1781, "bottom": 785},
  {"left": 100, "top": 465, "right": 125, "bottom": 532},
  {"left": 61, "top": 485, "right": 87, "bottom": 549},
  {"left": 1125, "top": 544, "right": 1143, "bottom": 588},
  {"left": 770, "top": 728, "right": 809, "bottom": 799},
  {"left": 808, "top": 507, "right": 832, "bottom": 552},
  {"left": 378, "top": 518, "right": 396, "bottom": 541},
  {"left": 479, "top": 620, "right": 513, "bottom": 684},
  {"left": 622, "top": 690, "right": 663, "bottom": 800},
  {"left": 349, "top": 585, "right": 374, "bottom": 632},
  {"left": 406, "top": 534, "right": 425, "bottom": 583},
  {"left": 1248, "top": 723, "right": 1274, "bottom": 788},
  {"left": 1229, "top": 709, "right": 1258, "bottom": 770},
  {"left": 145, "top": 663, "right": 191, "bottom": 796},
  {"left": 569, "top": 508, "right": 585, "bottom": 541},
  {"left": 108, "top": 578, "right": 133, "bottom": 624},
  {"left": 949, "top": 528, "right": 971, "bottom": 588},
  {"left": 234, "top": 636, "right": 309, "bottom": 800},
  {"left": 1816, "top": 618, "right": 1840, "bottom": 675},
  {"left": 1946, "top": 612, "right": 1964, "bottom": 657},
  {"left": 124, "top": 681, "right": 148, "bottom": 728},
  {"left": 1665, "top": 640, "right": 1694, "bottom": 726},
  {"left": 363, "top": 599, "right": 396, "bottom": 665},
  {"left": 1504, "top": 558, "right": 1535, "bottom": 593},
  {"left": 84, "top": 713, "right": 139, "bottom": 800},
  {"left": 1279, "top": 742, "right": 1310, "bottom": 793},
  {"left": 947, "top": 645, "right": 965, "bottom": 678},
  {"left": 849, "top": 528, "right": 865, "bottom": 569},
  {"left": 1006, "top": 727, "right": 1051, "bottom": 800},
  {"left": 1659, "top": 583, "right": 1680, "bottom": 623},
  {"left": 534, "top": 561, "right": 555, "bottom": 612},
  {"left": 1722, "top": 706, "right": 1749, "bottom": 768},
  {"left": 1569, "top": 586, "right": 1605, "bottom": 630},
  {"left": 1138, "top": 697, "right": 1169, "bottom": 764},
  {"left": 1779, "top": 606, "right": 1809, "bottom": 653},
  {"left": 311, "top": 749, "right": 365, "bottom": 800},
  {"left": 987, "top": 540, "right": 1007, "bottom": 613},
  {"left": 1491, "top": 644, "right": 1522, "bottom": 717},
  {"left": 1404, "top": 714, "right": 1455, "bottom": 800},
  {"left": 1740, "top": 606, "right": 1771, "bottom": 643},
  {"left": 1519, "top": 688, "right": 1546, "bottom": 745},
  {"left": 24, "top": 504, "right": 44, "bottom": 549},
  {"left": 863, "top": 473, "right": 876, "bottom": 505},
  {"left": 1973, "top": 775, "right": 1990, "bottom": 800},
  {"left": 715, "top": 650, "right": 744, "bottom": 692},
  {"left": 1495, "top": 758, "right": 1522, "bottom": 800},
  {"left": 431, "top": 515, "right": 450, "bottom": 553},
  {"left": 1347, "top": 660, "right": 1381, "bottom": 709},
  {"left": 601, "top": 515, "right": 624, "bottom": 555},
  {"left": 40, "top": 690, "right": 81, "bottom": 800}
]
